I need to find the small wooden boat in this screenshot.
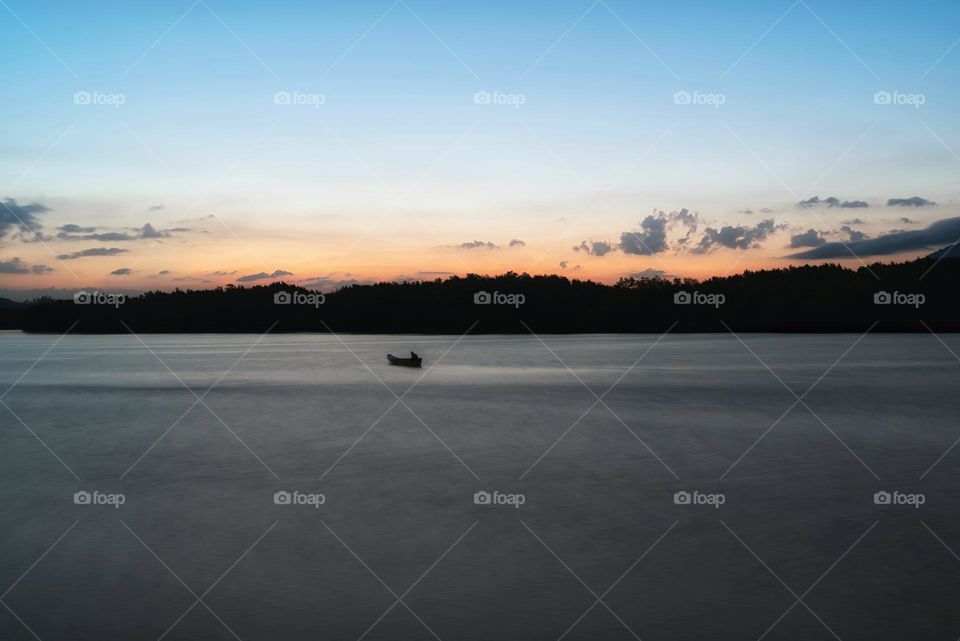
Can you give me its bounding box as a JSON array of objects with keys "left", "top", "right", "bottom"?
[{"left": 387, "top": 353, "right": 422, "bottom": 368}]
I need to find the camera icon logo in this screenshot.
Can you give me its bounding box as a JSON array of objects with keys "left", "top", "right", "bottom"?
[
  {"left": 474, "top": 291, "right": 491, "bottom": 305},
  {"left": 74, "top": 290, "right": 91, "bottom": 305},
  {"left": 673, "top": 90, "right": 691, "bottom": 105},
  {"left": 73, "top": 91, "right": 91, "bottom": 105},
  {"left": 273, "top": 491, "right": 291, "bottom": 505},
  {"left": 673, "top": 490, "right": 691, "bottom": 505},
  {"left": 873, "top": 491, "right": 891, "bottom": 505},
  {"left": 874, "top": 291, "right": 891, "bottom": 305},
  {"left": 873, "top": 91, "right": 892, "bottom": 105},
  {"left": 473, "top": 490, "right": 491, "bottom": 505},
  {"left": 274, "top": 291, "right": 291, "bottom": 305},
  {"left": 74, "top": 490, "right": 91, "bottom": 505},
  {"left": 674, "top": 291, "right": 691, "bottom": 305},
  {"left": 273, "top": 91, "right": 291, "bottom": 105},
  {"left": 473, "top": 91, "right": 492, "bottom": 105}
]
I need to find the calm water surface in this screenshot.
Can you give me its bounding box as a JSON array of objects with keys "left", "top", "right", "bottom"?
[{"left": 1, "top": 332, "right": 959, "bottom": 640}]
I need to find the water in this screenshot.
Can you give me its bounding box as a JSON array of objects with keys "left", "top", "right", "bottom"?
[{"left": 1, "top": 332, "right": 958, "bottom": 640}]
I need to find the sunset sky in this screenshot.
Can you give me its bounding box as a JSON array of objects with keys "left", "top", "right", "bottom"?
[{"left": 1, "top": 0, "right": 958, "bottom": 299}]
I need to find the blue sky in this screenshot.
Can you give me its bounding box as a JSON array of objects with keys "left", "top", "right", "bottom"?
[{"left": 1, "top": 0, "right": 958, "bottom": 295}]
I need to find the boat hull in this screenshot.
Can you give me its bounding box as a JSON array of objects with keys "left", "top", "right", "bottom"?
[{"left": 387, "top": 354, "right": 422, "bottom": 367}]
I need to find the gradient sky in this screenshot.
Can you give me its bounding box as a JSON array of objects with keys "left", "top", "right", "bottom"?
[{"left": 1, "top": 0, "right": 958, "bottom": 298}]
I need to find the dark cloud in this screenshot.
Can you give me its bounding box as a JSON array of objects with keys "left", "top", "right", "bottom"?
[
  {"left": 55, "top": 222, "right": 185, "bottom": 242},
  {"left": 508, "top": 239, "right": 526, "bottom": 248},
  {"left": 58, "top": 224, "right": 96, "bottom": 233},
  {"left": 691, "top": 219, "right": 785, "bottom": 254},
  {"left": 789, "top": 229, "right": 827, "bottom": 248},
  {"left": 56, "top": 247, "right": 129, "bottom": 260},
  {"left": 788, "top": 216, "right": 960, "bottom": 259},
  {"left": 110, "top": 268, "right": 133, "bottom": 276},
  {"left": 210, "top": 270, "right": 237, "bottom": 276},
  {"left": 620, "top": 214, "right": 669, "bottom": 255},
  {"left": 455, "top": 240, "right": 498, "bottom": 250},
  {"left": 559, "top": 260, "right": 568, "bottom": 269},
  {"left": 236, "top": 269, "right": 293, "bottom": 283},
  {"left": 148, "top": 204, "right": 165, "bottom": 211},
  {"left": 628, "top": 268, "right": 674, "bottom": 280},
  {"left": 57, "top": 231, "right": 138, "bottom": 241},
  {"left": 1, "top": 199, "right": 49, "bottom": 239},
  {"left": 841, "top": 218, "right": 865, "bottom": 225},
  {"left": 573, "top": 240, "right": 614, "bottom": 256},
  {"left": 139, "top": 223, "right": 164, "bottom": 238},
  {"left": 0, "top": 258, "right": 30, "bottom": 274},
  {"left": 0, "top": 258, "right": 54, "bottom": 274},
  {"left": 796, "top": 196, "right": 868, "bottom": 209},
  {"left": 887, "top": 196, "right": 935, "bottom": 207},
  {"left": 839, "top": 225, "right": 868, "bottom": 242},
  {"left": 898, "top": 217, "right": 915, "bottom": 224}
]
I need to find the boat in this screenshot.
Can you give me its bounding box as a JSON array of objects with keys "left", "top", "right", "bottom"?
[{"left": 387, "top": 353, "right": 422, "bottom": 368}]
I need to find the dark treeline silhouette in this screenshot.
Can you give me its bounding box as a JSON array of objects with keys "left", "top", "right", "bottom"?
[{"left": 9, "top": 254, "right": 960, "bottom": 334}]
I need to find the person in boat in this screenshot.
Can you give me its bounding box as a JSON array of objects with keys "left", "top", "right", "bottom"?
[{"left": 410, "top": 351, "right": 419, "bottom": 360}]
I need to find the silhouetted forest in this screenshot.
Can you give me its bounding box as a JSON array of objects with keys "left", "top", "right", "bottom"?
[{"left": 8, "top": 255, "right": 960, "bottom": 334}]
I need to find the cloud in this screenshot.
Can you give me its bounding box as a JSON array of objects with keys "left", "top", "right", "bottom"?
[
  {"left": 789, "top": 229, "right": 827, "bottom": 248},
  {"left": 455, "top": 240, "right": 498, "bottom": 250},
  {"left": 628, "top": 268, "right": 674, "bottom": 280},
  {"left": 236, "top": 269, "right": 293, "bottom": 283},
  {"left": 110, "top": 268, "right": 133, "bottom": 276},
  {"left": 620, "top": 214, "right": 670, "bottom": 255},
  {"left": 841, "top": 218, "right": 865, "bottom": 225},
  {"left": 796, "top": 196, "right": 868, "bottom": 209},
  {"left": 691, "top": 219, "right": 785, "bottom": 254},
  {"left": 57, "top": 231, "right": 138, "bottom": 241},
  {"left": 508, "top": 239, "right": 526, "bottom": 248},
  {"left": 898, "top": 217, "right": 915, "bottom": 224},
  {"left": 839, "top": 225, "right": 868, "bottom": 242},
  {"left": 573, "top": 240, "right": 614, "bottom": 256},
  {"left": 0, "top": 258, "right": 30, "bottom": 274},
  {"left": 139, "top": 223, "right": 165, "bottom": 238},
  {"left": 148, "top": 204, "right": 165, "bottom": 211},
  {"left": 210, "top": 270, "right": 237, "bottom": 276},
  {"left": 559, "top": 260, "right": 568, "bottom": 269},
  {"left": 788, "top": 216, "right": 960, "bottom": 259},
  {"left": 1, "top": 198, "right": 49, "bottom": 239},
  {"left": 0, "top": 258, "right": 54, "bottom": 274},
  {"left": 56, "top": 247, "right": 129, "bottom": 260},
  {"left": 58, "top": 224, "right": 96, "bottom": 233},
  {"left": 887, "top": 196, "right": 935, "bottom": 207},
  {"left": 55, "top": 222, "right": 186, "bottom": 242}
]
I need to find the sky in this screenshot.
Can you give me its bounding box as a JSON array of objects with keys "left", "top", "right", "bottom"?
[{"left": 1, "top": 0, "right": 959, "bottom": 299}]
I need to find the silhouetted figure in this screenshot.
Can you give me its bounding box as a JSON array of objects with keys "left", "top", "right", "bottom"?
[{"left": 410, "top": 351, "right": 419, "bottom": 360}]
